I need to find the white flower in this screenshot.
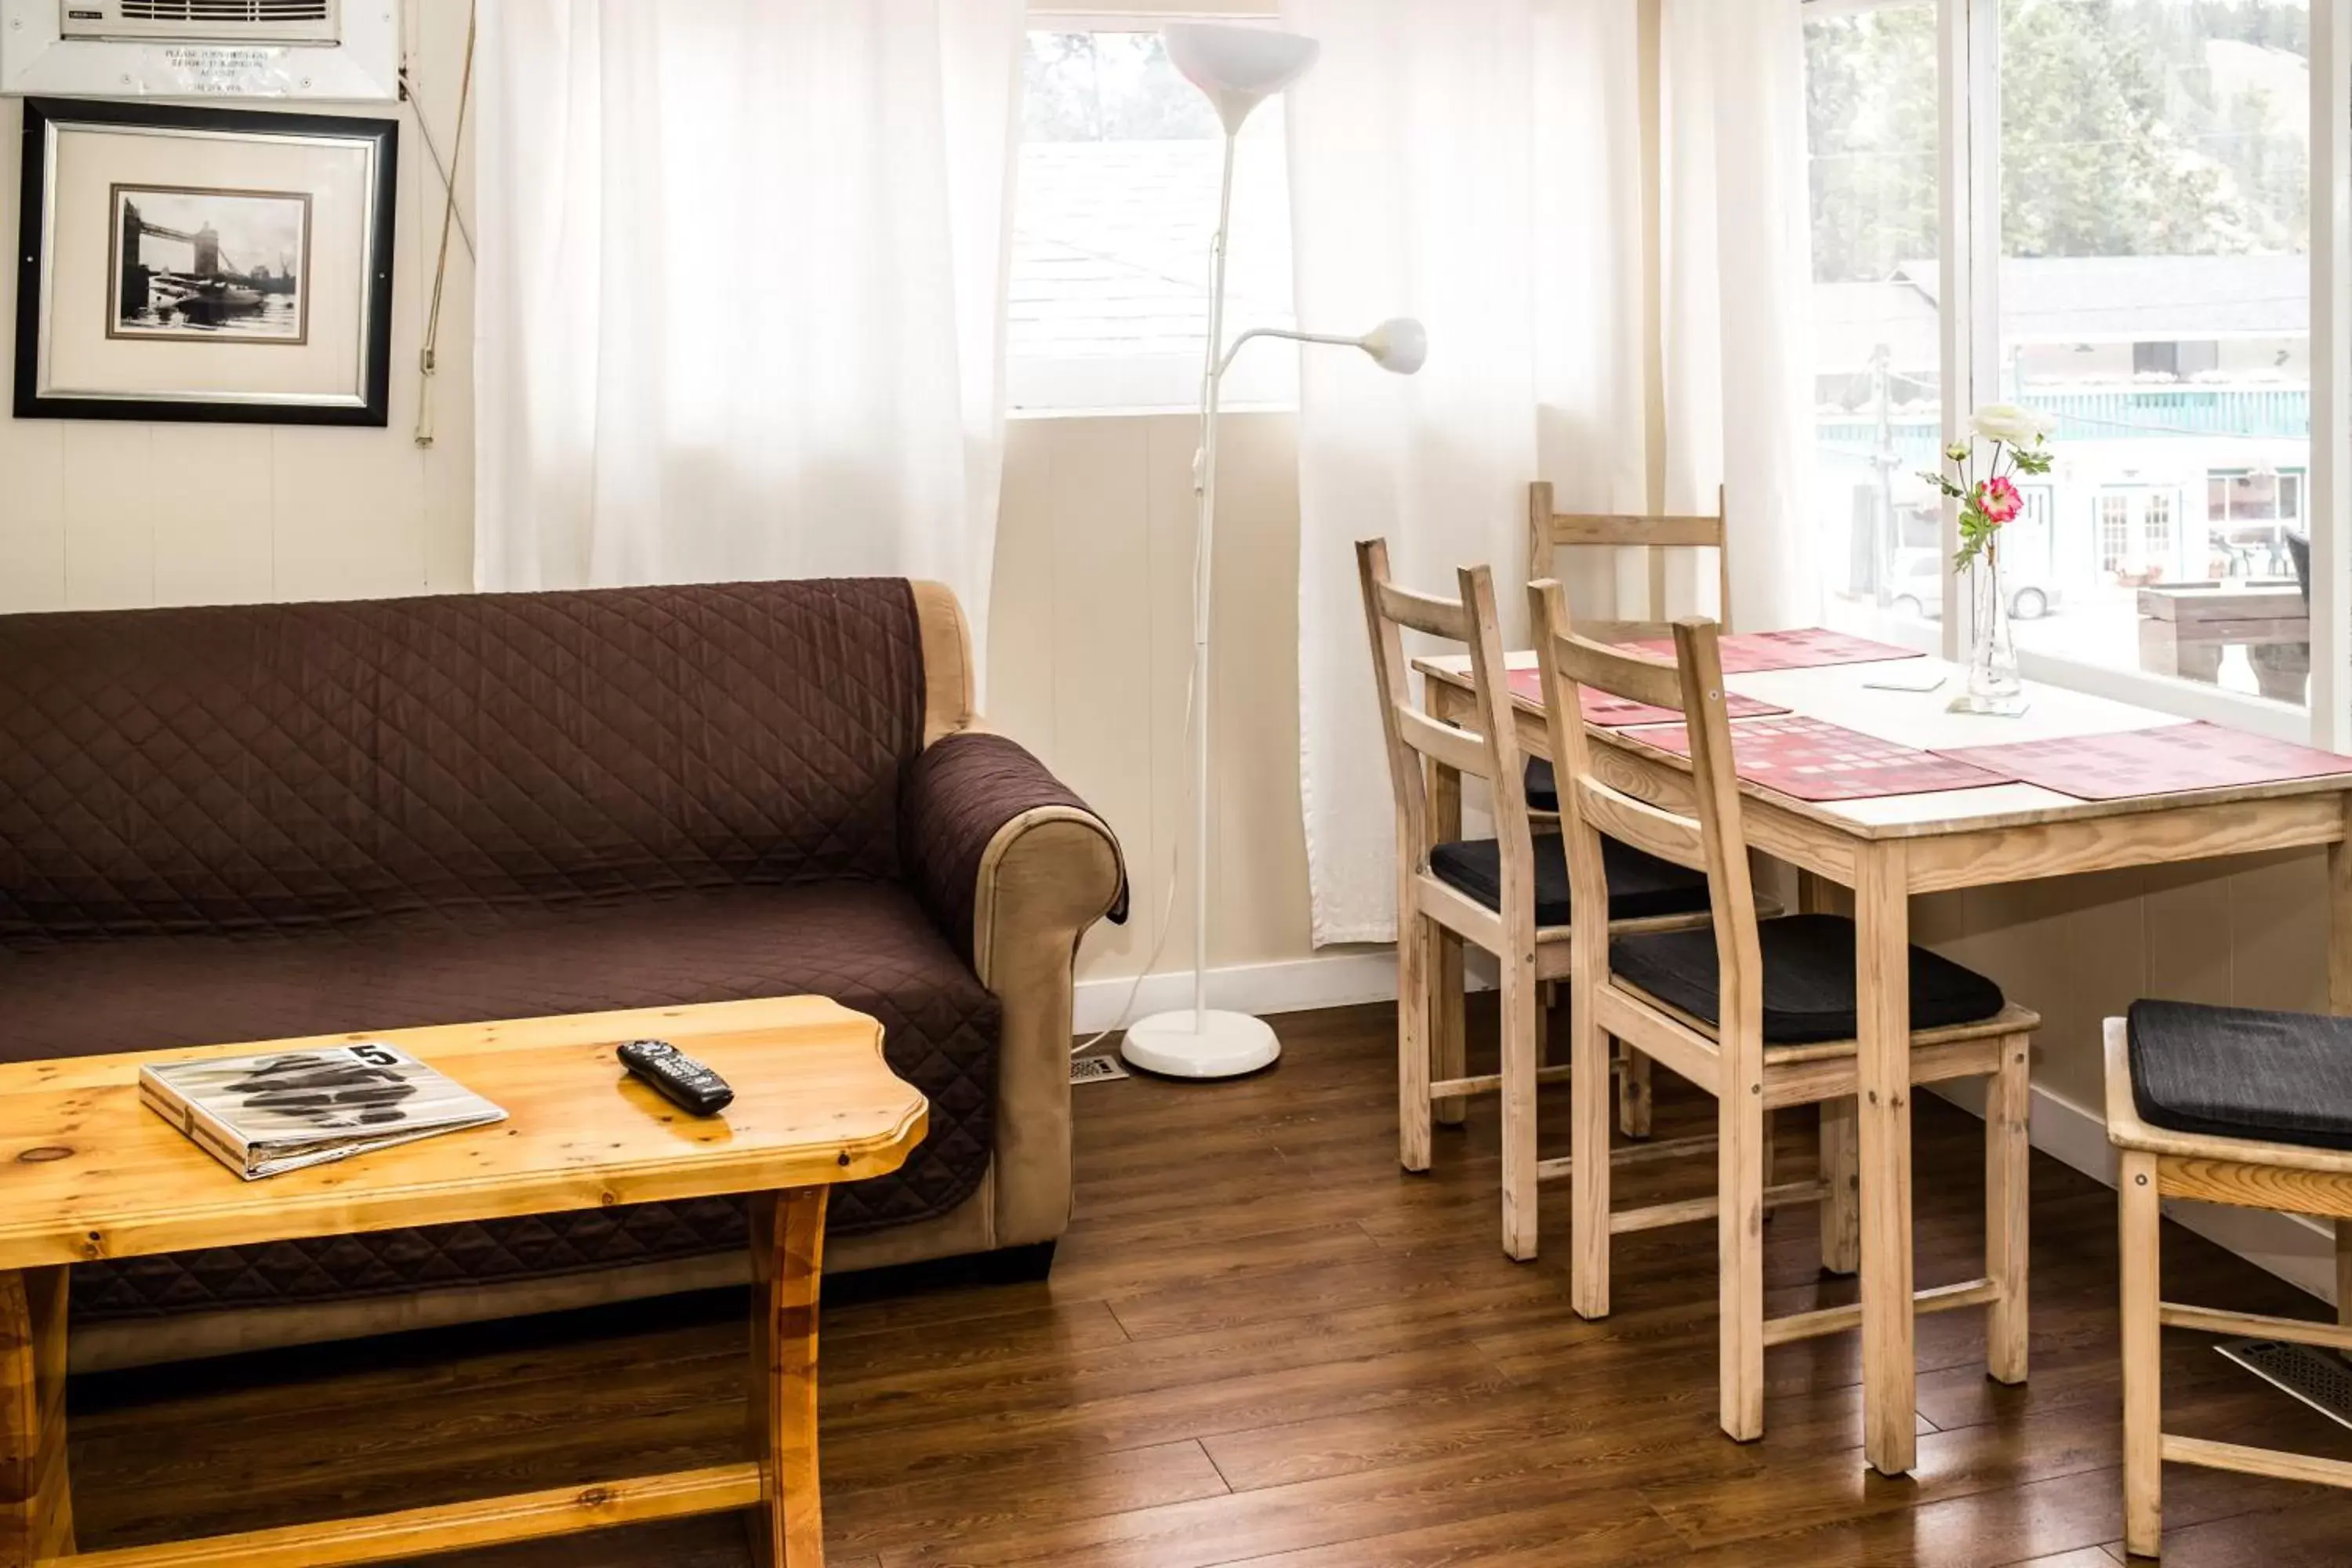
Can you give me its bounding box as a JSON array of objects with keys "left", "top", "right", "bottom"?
[
  {"left": 1944, "top": 441, "right": 1971, "bottom": 463},
  {"left": 1971, "top": 403, "right": 2055, "bottom": 446}
]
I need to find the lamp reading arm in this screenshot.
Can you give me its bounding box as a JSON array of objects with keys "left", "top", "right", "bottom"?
[
  {"left": 1212, "top": 317, "right": 1430, "bottom": 383},
  {"left": 1214, "top": 327, "right": 1370, "bottom": 380}
]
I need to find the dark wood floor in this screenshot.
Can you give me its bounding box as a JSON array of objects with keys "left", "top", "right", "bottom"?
[{"left": 64, "top": 1000, "right": 2352, "bottom": 1566}]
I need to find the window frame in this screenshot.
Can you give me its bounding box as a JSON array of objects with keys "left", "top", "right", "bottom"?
[{"left": 1915, "top": 0, "right": 2352, "bottom": 746}]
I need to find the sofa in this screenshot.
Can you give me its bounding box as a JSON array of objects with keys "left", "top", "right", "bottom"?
[{"left": 0, "top": 578, "right": 1124, "bottom": 1370}]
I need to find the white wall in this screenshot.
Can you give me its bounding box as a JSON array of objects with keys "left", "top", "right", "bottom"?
[
  {"left": 992, "top": 412, "right": 1349, "bottom": 1006},
  {"left": 0, "top": 4, "right": 475, "bottom": 613}
]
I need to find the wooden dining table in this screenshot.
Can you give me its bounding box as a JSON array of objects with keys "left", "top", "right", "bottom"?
[{"left": 1415, "top": 641, "right": 2352, "bottom": 1477}]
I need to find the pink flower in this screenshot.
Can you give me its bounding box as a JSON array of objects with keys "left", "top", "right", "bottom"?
[{"left": 1975, "top": 475, "right": 2022, "bottom": 526}]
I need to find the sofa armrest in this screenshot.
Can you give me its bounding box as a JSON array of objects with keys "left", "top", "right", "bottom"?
[
  {"left": 900, "top": 731, "right": 1126, "bottom": 979},
  {"left": 900, "top": 730, "right": 1124, "bottom": 1249}
]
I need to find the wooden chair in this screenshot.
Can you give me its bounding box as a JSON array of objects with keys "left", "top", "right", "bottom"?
[
  {"left": 2107, "top": 1004, "right": 2352, "bottom": 1559},
  {"left": 1521, "top": 480, "right": 1732, "bottom": 818},
  {"left": 1526, "top": 481, "right": 1732, "bottom": 646},
  {"left": 1530, "top": 585, "right": 2038, "bottom": 1441},
  {"left": 1526, "top": 481, "right": 1732, "bottom": 1136},
  {"left": 1356, "top": 541, "right": 1716, "bottom": 1261}
]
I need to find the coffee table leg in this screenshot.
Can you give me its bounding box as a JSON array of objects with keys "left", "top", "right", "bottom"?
[
  {"left": 2, "top": 1267, "right": 72, "bottom": 1566},
  {"left": 748, "top": 1189, "right": 829, "bottom": 1568}
]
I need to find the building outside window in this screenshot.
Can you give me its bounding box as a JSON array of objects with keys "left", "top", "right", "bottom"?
[{"left": 2209, "top": 466, "right": 2307, "bottom": 574}]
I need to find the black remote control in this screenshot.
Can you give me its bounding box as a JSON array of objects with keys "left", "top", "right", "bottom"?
[{"left": 617, "top": 1039, "right": 735, "bottom": 1117}]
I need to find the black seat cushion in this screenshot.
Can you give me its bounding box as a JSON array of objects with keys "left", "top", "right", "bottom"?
[
  {"left": 1428, "top": 834, "right": 1710, "bottom": 927},
  {"left": 2128, "top": 998, "right": 2352, "bottom": 1152},
  {"left": 1610, "top": 913, "right": 2006, "bottom": 1045},
  {"left": 1526, "top": 757, "right": 1561, "bottom": 813}
]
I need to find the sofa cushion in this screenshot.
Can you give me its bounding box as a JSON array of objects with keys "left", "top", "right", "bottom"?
[
  {"left": 0, "top": 580, "right": 926, "bottom": 941},
  {"left": 0, "top": 884, "right": 995, "bottom": 1322}
]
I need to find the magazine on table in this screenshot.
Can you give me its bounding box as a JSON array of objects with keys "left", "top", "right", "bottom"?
[{"left": 140, "top": 1043, "right": 508, "bottom": 1181}]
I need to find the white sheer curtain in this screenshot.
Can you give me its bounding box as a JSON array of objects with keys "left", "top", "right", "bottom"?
[
  {"left": 476, "top": 0, "right": 1024, "bottom": 663},
  {"left": 1661, "top": 0, "right": 1820, "bottom": 633},
  {"left": 1287, "top": 0, "right": 1650, "bottom": 945},
  {"left": 1288, "top": 0, "right": 1816, "bottom": 944}
]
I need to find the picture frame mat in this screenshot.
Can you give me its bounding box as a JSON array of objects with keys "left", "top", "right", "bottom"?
[{"left": 41, "top": 121, "right": 373, "bottom": 405}]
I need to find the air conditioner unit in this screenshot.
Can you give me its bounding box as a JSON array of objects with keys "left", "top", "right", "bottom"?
[
  {"left": 60, "top": 0, "right": 340, "bottom": 46},
  {"left": 2, "top": 0, "right": 394, "bottom": 98}
]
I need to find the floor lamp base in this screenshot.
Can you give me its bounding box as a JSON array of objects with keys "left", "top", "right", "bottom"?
[{"left": 1119, "top": 1009, "right": 1281, "bottom": 1080}]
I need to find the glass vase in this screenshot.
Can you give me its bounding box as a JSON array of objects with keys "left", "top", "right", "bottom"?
[{"left": 1958, "top": 544, "right": 2025, "bottom": 714}]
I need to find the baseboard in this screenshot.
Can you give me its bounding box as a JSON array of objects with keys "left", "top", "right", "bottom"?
[
  {"left": 1933, "top": 1079, "right": 2337, "bottom": 1306},
  {"left": 1073, "top": 949, "right": 1406, "bottom": 1035}
]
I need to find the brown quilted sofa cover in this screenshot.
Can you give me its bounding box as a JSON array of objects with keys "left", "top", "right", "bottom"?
[{"left": 0, "top": 579, "right": 1121, "bottom": 1352}]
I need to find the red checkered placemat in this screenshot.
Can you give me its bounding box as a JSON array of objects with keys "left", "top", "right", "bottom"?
[
  {"left": 1505, "top": 669, "right": 1787, "bottom": 729},
  {"left": 1632, "top": 713, "right": 2018, "bottom": 803},
  {"left": 1934, "top": 723, "right": 2352, "bottom": 802},
  {"left": 1618, "top": 627, "right": 1926, "bottom": 674}
]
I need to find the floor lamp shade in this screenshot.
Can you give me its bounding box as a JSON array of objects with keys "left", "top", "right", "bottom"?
[
  {"left": 1362, "top": 318, "right": 1429, "bottom": 376},
  {"left": 1162, "top": 23, "right": 1321, "bottom": 134}
]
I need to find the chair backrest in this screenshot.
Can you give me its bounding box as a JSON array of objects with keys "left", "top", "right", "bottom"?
[
  {"left": 1356, "top": 540, "right": 1539, "bottom": 912},
  {"left": 1526, "top": 481, "right": 1732, "bottom": 643},
  {"left": 1526, "top": 579, "right": 1762, "bottom": 1046}
]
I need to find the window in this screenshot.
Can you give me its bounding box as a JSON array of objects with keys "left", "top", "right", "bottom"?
[
  {"left": 2100, "top": 492, "right": 2132, "bottom": 574},
  {"left": 1805, "top": 0, "right": 1943, "bottom": 636},
  {"left": 2146, "top": 489, "right": 2175, "bottom": 564},
  {"left": 1999, "top": 0, "right": 2312, "bottom": 708},
  {"left": 1806, "top": 0, "right": 2332, "bottom": 730},
  {"left": 1007, "top": 25, "right": 1297, "bottom": 412}
]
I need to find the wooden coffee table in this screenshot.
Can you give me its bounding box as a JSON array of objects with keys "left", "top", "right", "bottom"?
[{"left": 0, "top": 996, "right": 927, "bottom": 1568}]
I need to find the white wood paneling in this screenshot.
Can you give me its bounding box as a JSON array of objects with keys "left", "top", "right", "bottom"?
[
  {"left": 0, "top": 1, "right": 474, "bottom": 613},
  {"left": 991, "top": 412, "right": 1320, "bottom": 989}
]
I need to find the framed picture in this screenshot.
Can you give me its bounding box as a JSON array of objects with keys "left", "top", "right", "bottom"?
[{"left": 13, "top": 98, "right": 396, "bottom": 426}]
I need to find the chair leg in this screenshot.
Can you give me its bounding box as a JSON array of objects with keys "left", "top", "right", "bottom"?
[
  {"left": 1499, "top": 947, "right": 1541, "bottom": 1262},
  {"left": 1568, "top": 1019, "right": 1613, "bottom": 1316},
  {"left": 1397, "top": 910, "right": 1433, "bottom": 1174},
  {"left": 1719, "top": 1079, "right": 1767, "bottom": 1442},
  {"left": 1986, "top": 1037, "right": 2031, "bottom": 1385},
  {"left": 2337, "top": 1216, "right": 2352, "bottom": 1334},
  {"left": 1619, "top": 1048, "right": 1653, "bottom": 1139},
  {"left": 2121, "top": 1149, "right": 2163, "bottom": 1559},
  {"left": 1817, "top": 1096, "right": 1860, "bottom": 1276},
  {"left": 1434, "top": 931, "right": 1468, "bottom": 1127}
]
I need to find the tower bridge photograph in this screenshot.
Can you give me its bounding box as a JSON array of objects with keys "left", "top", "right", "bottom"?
[{"left": 109, "top": 183, "right": 310, "bottom": 343}]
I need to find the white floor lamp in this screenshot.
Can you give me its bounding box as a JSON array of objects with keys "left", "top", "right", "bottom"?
[{"left": 1120, "top": 23, "right": 1428, "bottom": 1080}]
